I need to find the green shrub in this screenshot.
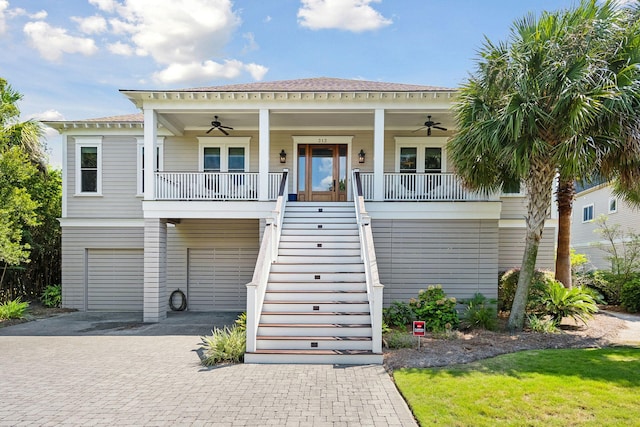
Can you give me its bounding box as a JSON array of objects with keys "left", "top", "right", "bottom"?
[
  {"left": 498, "top": 268, "right": 555, "bottom": 312},
  {"left": 200, "top": 326, "right": 246, "bottom": 365},
  {"left": 621, "top": 278, "right": 640, "bottom": 313},
  {"left": 581, "top": 270, "right": 623, "bottom": 305},
  {"left": 461, "top": 293, "right": 497, "bottom": 331},
  {"left": 383, "top": 301, "right": 415, "bottom": 328},
  {"left": 537, "top": 281, "right": 598, "bottom": 326},
  {"left": 0, "top": 298, "right": 29, "bottom": 320},
  {"left": 234, "top": 312, "right": 247, "bottom": 332},
  {"left": 526, "top": 314, "right": 558, "bottom": 333},
  {"left": 409, "top": 285, "right": 459, "bottom": 332},
  {"left": 40, "top": 284, "right": 62, "bottom": 308},
  {"left": 383, "top": 330, "right": 416, "bottom": 349}
]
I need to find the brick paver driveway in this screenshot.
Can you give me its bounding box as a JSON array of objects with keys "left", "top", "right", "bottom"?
[{"left": 0, "top": 313, "right": 416, "bottom": 426}]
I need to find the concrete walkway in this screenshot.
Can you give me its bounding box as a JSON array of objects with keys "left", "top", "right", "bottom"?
[
  {"left": 0, "top": 312, "right": 416, "bottom": 426},
  {"left": 603, "top": 310, "right": 640, "bottom": 346}
]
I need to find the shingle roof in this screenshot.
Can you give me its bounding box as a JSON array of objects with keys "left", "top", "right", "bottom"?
[
  {"left": 83, "top": 113, "right": 143, "bottom": 122},
  {"left": 173, "top": 77, "right": 454, "bottom": 93}
]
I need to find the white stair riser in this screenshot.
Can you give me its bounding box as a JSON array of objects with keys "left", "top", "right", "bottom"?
[
  {"left": 257, "top": 326, "right": 372, "bottom": 337},
  {"left": 276, "top": 255, "right": 361, "bottom": 264},
  {"left": 267, "top": 282, "right": 366, "bottom": 291},
  {"left": 268, "top": 272, "right": 366, "bottom": 282},
  {"left": 256, "top": 340, "right": 372, "bottom": 351},
  {"left": 264, "top": 292, "right": 367, "bottom": 302},
  {"left": 278, "top": 242, "right": 361, "bottom": 251},
  {"left": 271, "top": 264, "right": 365, "bottom": 273},
  {"left": 281, "top": 229, "right": 359, "bottom": 236},
  {"left": 262, "top": 303, "right": 370, "bottom": 312},
  {"left": 244, "top": 353, "right": 384, "bottom": 365},
  {"left": 278, "top": 249, "right": 361, "bottom": 257},
  {"left": 260, "top": 314, "right": 371, "bottom": 324},
  {"left": 284, "top": 215, "right": 356, "bottom": 222},
  {"left": 279, "top": 235, "right": 359, "bottom": 243},
  {"left": 283, "top": 224, "right": 357, "bottom": 231}
]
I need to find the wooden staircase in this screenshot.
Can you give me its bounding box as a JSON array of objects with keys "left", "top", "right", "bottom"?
[{"left": 244, "top": 202, "right": 383, "bottom": 364}]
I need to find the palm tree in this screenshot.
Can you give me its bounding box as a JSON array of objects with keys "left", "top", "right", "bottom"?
[{"left": 448, "top": 0, "right": 640, "bottom": 331}]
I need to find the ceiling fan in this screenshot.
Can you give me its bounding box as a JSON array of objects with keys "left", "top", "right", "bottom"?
[
  {"left": 206, "top": 116, "right": 233, "bottom": 135},
  {"left": 412, "top": 115, "right": 447, "bottom": 136}
]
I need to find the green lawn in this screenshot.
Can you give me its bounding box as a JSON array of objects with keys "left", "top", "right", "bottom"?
[{"left": 394, "top": 347, "right": 640, "bottom": 427}]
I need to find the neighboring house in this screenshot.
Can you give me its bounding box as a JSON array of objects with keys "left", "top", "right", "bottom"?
[
  {"left": 45, "top": 77, "right": 556, "bottom": 364},
  {"left": 572, "top": 182, "right": 640, "bottom": 270}
]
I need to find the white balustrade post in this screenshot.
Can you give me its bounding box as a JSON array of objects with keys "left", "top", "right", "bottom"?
[
  {"left": 372, "top": 284, "right": 384, "bottom": 353},
  {"left": 245, "top": 282, "right": 257, "bottom": 353},
  {"left": 258, "top": 109, "right": 270, "bottom": 201},
  {"left": 143, "top": 109, "right": 157, "bottom": 201},
  {"left": 373, "top": 109, "right": 385, "bottom": 201}
]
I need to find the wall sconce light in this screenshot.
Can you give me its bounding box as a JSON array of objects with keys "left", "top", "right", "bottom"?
[
  {"left": 358, "top": 149, "right": 366, "bottom": 164},
  {"left": 280, "top": 149, "right": 287, "bottom": 163}
]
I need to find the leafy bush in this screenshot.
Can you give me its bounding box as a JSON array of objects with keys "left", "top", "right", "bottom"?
[
  {"left": 234, "top": 312, "right": 247, "bottom": 332},
  {"left": 0, "top": 298, "right": 29, "bottom": 320},
  {"left": 409, "top": 285, "right": 459, "bottom": 332},
  {"left": 498, "top": 268, "right": 555, "bottom": 312},
  {"left": 40, "top": 284, "right": 62, "bottom": 308},
  {"left": 526, "top": 314, "right": 557, "bottom": 333},
  {"left": 581, "top": 270, "right": 624, "bottom": 305},
  {"left": 200, "top": 325, "right": 246, "bottom": 365},
  {"left": 383, "top": 301, "right": 415, "bottom": 328},
  {"left": 621, "top": 278, "right": 640, "bottom": 313},
  {"left": 537, "top": 281, "right": 598, "bottom": 326},
  {"left": 383, "top": 330, "right": 416, "bottom": 349},
  {"left": 461, "top": 293, "right": 497, "bottom": 331}
]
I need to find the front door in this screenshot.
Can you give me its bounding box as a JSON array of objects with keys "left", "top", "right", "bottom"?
[{"left": 297, "top": 144, "right": 347, "bottom": 202}]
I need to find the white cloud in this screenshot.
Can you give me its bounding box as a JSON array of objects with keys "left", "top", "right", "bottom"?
[
  {"left": 242, "top": 32, "right": 258, "bottom": 54},
  {"left": 7, "top": 7, "right": 47, "bottom": 20},
  {"left": 29, "top": 109, "right": 65, "bottom": 121},
  {"left": 0, "top": 0, "right": 8, "bottom": 34},
  {"left": 107, "top": 41, "right": 134, "bottom": 55},
  {"left": 245, "top": 63, "right": 268, "bottom": 81},
  {"left": 89, "top": 0, "right": 118, "bottom": 13},
  {"left": 72, "top": 15, "right": 108, "bottom": 34},
  {"left": 23, "top": 21, "right": 98, "bottom": 61},
  {"left": 152, "top": 59, "right": 253, "bottom": 84},
  {"left": 298, "top": 0, "right": 392, "bottom": 32}
]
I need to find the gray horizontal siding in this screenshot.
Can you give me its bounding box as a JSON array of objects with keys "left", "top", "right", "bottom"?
[
  {"left": 372, "top": 219, "right": 499, "bottom": 305},
  {"left": 498, "top": 227, "right": 556, "bottom": 272},
  {"left": 87, "top": 249, "right": 143, "bottom": 311}
]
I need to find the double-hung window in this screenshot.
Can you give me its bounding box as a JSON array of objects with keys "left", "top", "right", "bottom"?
[
  {"left": 198, "top": 137, "right": 250, "bottom": 172},
  {"left": 395, "top": 138, "right": 447, "bottom": 174},
  {"left": 582, "top": 204, "right": 594, "bottom": 222},
  {"left": 136, "top": 138, "right": 164, "bottom": 196},
  {"left": 75, "top": 137, "right": 102, "bottom": 195}
]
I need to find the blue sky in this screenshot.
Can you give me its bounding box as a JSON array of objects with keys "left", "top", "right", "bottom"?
[{"left": 0, "top": 0, "right": 611, "bottom": 167}]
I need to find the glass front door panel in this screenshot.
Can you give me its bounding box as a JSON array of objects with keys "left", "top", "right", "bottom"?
[
  {"left": 311, "top": 147, "right": 334, "bottom": 192},
  {"left": 298, "top": 146, "right": 306, "bottom": 192}
]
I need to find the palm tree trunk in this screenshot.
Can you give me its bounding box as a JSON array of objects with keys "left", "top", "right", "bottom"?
[
  {"left": 508, "top": 157, "right": 555, "bottom": 331},
  {"left": 555, "top": 179, "right": 575, "bottom": 288}
]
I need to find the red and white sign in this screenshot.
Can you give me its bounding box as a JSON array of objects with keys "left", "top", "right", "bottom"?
[{"left": 413, "top": 321, "right": 425, "bottom": 337}]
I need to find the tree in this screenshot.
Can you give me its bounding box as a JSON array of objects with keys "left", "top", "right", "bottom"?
[{"left": 448, "top": 0, "right": 640, "bottom": 331}]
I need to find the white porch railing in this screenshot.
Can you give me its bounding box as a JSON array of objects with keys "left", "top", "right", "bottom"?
[
  {"left": 154, "top": 172, "right": 283, "bottom": 201},
  {"left": 360, "top": 172, "right": 490, "bottom": 201},
  {"left": 245, "top": 169, "right": 289, "bottom": 353},
  {"left": 352, "top": 169, "right": 383, "bottom": 354}
]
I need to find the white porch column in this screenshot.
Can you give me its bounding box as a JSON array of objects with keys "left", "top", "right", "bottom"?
[
  {"left": 373, "top": 109, "right": 385, "bottom": 201},
  {"left": 258, "top": 109, "right": 270, "bottom": 201},
  {"left": 143, "top": 108, "right": 158, "bottom": 200},
  {"left": 143, "top": 218, "right": 167, "bottom": 323}
]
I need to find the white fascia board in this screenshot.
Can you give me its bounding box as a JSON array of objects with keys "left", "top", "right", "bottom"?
[
  {"left": 142, "top": 201, "right": 276, "bottom": 219},
  {"left": 365, "top": 201, "right": 502, "bottom": 220},
  {"left": 498, "top": 218, "right": 558, "bottom": 229},
  {"left": 58, "top": 218, "right": 145, "bottom": 227}
]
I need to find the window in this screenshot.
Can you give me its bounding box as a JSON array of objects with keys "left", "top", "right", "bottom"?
[
  {"left": 75, "top": 138, "right": 102, "bottom": 195},
  {"left": 502, "top": 179, "right": 522, "bottom": 195},
  {"left": 608, "top": 197, "right": 618, "bottom": 214},
  {"left": 197, "top": 137, "right": 251, "bottom": 172},
  {"left": 582, "top": 204, "right": 594, "bottom": 222},
  {"left": 136, "top": 138, "right": 164, "bottom": 195},
  {"left": 394, "top": 137, "right": 447, "bottom": 173}
]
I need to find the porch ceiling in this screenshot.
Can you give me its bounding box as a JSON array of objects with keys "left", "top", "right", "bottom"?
[{"left": 158, "top": 109, "right": 456, "bottom": 134}]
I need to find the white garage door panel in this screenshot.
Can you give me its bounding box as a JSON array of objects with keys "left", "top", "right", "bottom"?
[
  {"left": 87, "top": 249, "right": 144, "bottom": 311},
  {"left": 188, "top": 248, "right": 257, "bottom": 311}
]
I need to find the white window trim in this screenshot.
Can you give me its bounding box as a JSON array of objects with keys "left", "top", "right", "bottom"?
[
  {"left": 501, "top": 180, "right": 525, "bottom": 197},
  {"left": 393, "top": 137, "right": 447, "bottom": 173},
  {"left": 75, "top": 137, "right": 103, "bottom": 196},
  {"left": 582, "top": 203, "right": 595, "bottom": 223},
  {"left": 608, "top": 197, "right": 618, "bottom": 214},
  {"left": 136, "top": 137, "right": 164, "bottom": 197},
  {"left": 197, "top": 137, "right": 251, "bottom": 172}
]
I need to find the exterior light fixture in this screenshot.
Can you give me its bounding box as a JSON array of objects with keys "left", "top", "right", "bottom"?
[
  {"left": 358, "top": 149, "right": 366, "bottom": 163},
  {"left": 280, "top": 149, "right": 287, "bottom": 163}
]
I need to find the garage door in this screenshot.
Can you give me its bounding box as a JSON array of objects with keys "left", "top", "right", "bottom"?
[
  {"left": 87, "top": 249, "right": 144, "bottom": 311},
  {"left": 188, "top": 248, "right": 258, "bottom": 311}
]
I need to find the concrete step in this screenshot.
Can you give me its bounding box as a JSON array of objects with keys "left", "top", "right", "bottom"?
[
  {"left": 264, "top": 290, "right": 367, "bottom": 302},
  {"left": 257, "top": 323, "right": 372, "bottom": 337},
  {"left": 270, "top": 263, "right": 365, "bottom": 273},
  {"left": 260, "top": 312, "right": 371, "bottom": 324},
  {"left": 244, "top": 350, "right": 383, "bottom": 365},
  {"left": 262, "top": 301, "right": 370, "bottom": 312},
  {"left": 267, "top": 281, "right": 366, "bottom": 291},
  {"left": 268, "top": 272, "right": 367, "bottom": 283},
  {"left": 256, "top": 336, "right": 372, "bottom": 351}
]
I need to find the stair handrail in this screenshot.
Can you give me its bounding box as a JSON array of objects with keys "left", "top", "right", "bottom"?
[
  {"left": 352, "top": 168, "right": 384, "bottom": 353},
  {"left": 246, "top": 169, "right": 289, "bottom": 353}
]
